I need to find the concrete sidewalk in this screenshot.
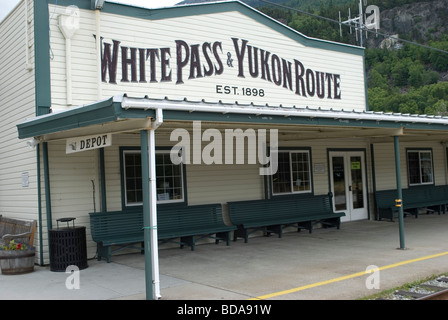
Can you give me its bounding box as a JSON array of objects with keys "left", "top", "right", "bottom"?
[{"left": 1, "top": 213, "right": 447, "bottom": 300}]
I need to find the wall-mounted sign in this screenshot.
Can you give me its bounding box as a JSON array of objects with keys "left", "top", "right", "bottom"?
[
  {"left": 351, "top": 161, "right": 361, "bottom": 170},
  {"left": 314, "top": 163, "right": 325, "bottom": 174},
  {"left": 66, "top": 133, "right": 112, "bottom": 154},
  {"left": 100, "top": 38, "right": 342, "bottom": 102},
  {"left": 22, "top": 172, "right": 29, "bottom": 187},
  {"left": 48, "top": 5, "right": 366, "bottom": 111}
]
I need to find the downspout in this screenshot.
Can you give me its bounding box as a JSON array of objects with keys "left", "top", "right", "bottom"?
[
  {"left": 142, "top": 108, "right": 163, "bottom": 300},
  {"left": 96, "top": 8, "right": 102, "bottom": 100},
  {"left": 151, "top": 108, "right": 162, "bottom": 299},
  {"left": 58, "top": 6, "right": 80, "bottom": 106},
  {"left": 24, "top": 0, "right": 33, "bottom": 71}
]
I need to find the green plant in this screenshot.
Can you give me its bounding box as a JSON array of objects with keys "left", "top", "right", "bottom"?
[{"left": 1, "top": 240, "right": 29, "bottom": 251}]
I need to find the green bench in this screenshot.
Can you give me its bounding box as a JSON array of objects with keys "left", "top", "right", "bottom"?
[
  {"left": 376, "top": 185, "right": 448, "bottom": 221},
  {"left": 89, "top": 203, "right": 236, "bottom": 262},
  {"left": 375, "top": 189, "right": 404, "bottom": 221},
  {"left": 157, "top": 203, "right": 236, "bottom": 250},
  {"left": 228, "top": 194, "right": 345, "bottom": 243}
]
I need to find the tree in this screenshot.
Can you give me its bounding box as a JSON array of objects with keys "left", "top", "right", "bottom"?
[
  {"left": 424, "top": 99, "right": 448, "bottom": 116},
  {"left": 368, "top": 87, "right": 391, "bottom": 112},
  {"left": 399, "top": 100, "right": 419, "bottom": 114},
  {"left": 428, "top": 40, "right": 448, "bottom": 71},
  {"left": 423, "top": 70, "right": 439, "bottom": 85},
  {"left": 368, "top": 69, "right": 389, "bottom": 89},
  {"left": 408, "top": 63, "right": 424, "bottom": 88},
  {"left": 391, "top": 59, "right": 410, "bottom": 87}
]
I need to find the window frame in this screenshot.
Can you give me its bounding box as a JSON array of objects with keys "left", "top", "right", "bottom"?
[
  {"left": 270, "top": 148, "right": 313, "bottom": 196},
  {"left": 122, "top": 149, "right": 143, "bottom": 207},
  {"left": 120, "top": 147, "right": 186, "bottom": 209},
  {"left": 406, "top": 148, "right": 434, "bottom": 186}
]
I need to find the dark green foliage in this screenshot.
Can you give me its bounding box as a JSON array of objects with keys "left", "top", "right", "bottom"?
[
  {"left": 257, "top": 0, "right": 448, "bottom": 116},
  {"left": 183, "top": 0, "right": 448, "bottom": 116}
]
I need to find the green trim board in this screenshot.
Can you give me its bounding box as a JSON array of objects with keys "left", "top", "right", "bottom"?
[
  {"left": 370, "top": 144, "right": 377, "bottom": 220},
  {"left": 42, "top": 142, "right": 52, "bottom": 230},
  {"left": 34, "top": 0, "right": 51, "bottom": 116},
  {"left": 159, "top": 110, "right": 448, "bottom": 130},
  {"left": 17, "top": 97, "right": 135, "bottom": 139},
  {"left": 47, "top": 0, "right": 363, "bottom": 56},
  {"left": 16, "top": 95, "right": 448, "bottom": 140},
  {"left": 99, "top": 148, "right": 107, "bottom": 212}
]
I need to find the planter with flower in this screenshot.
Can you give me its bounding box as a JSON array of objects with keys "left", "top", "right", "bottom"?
[{"left": 0, "top": 240, "right": 35, "bottom": 275}]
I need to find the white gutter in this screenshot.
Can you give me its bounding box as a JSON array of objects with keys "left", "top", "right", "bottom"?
[
  {"left": 24, "top": 0, "right": 33, "bottom": 71},
  {"left": 96, "top": 9, "right": 102, "bottom": 100},
  {"left": 147, "top": 108, "right": 162, "bottom": 300},
  {"left": 120, "top": 96, "right": 448, "bottom": 126},
  {"left": 152, "top": 107, "right": 163, "bottom": 129},
  {"left": 58, "top": 6, "right": 80, "bottom": 106}
]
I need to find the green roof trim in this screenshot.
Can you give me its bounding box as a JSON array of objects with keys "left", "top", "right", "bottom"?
[
  {"left": 17, "top": 95, "right": 448, "bottom": 140},
  {"left": 160, "top": 110, "right": 448, "bottom": 131},
  {"left": 49, "top": 0, "right": 364, "bottom": 56},
  {"left": 17, "top": 97, "right": 121, "bottom": 139}
]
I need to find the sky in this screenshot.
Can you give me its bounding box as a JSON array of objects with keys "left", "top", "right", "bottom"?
[{"left": 0, "top": 0, "right": 182, "bottom": 22}]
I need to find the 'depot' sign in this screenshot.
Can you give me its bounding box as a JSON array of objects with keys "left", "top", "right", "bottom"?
[{"left": 66, "top": 133, "right": 112, "bottom": 154}]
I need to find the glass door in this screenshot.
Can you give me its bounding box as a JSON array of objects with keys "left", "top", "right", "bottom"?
[{"left": 330, "top": 151, "right": 367, "bottom": 222}]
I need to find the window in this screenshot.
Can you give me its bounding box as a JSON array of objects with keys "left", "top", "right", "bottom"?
[
  {"left": 124, "top": 151, "right": 143, "bottom": 205},
  {"left": 155, "top": 152, "right": 184, "bottom": 203},
  {"left": 272, "top": 150, "right": 311, "bottom": 195},
  {"left": 122, "top": 150, "right": 184, "bottom": 206},
  {"left": 407, "top": 150, "right": 433, "bottom": 185}
]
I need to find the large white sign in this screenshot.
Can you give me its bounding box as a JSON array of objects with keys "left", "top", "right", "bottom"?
[
  {"left": 66, "top": 133, "right": 112, "bottom": 154},
  {"left": 100, "top": 37, "right": 342, "bottom": 102},
  {"left": 49, "top": 5, "right": 367, "bottom": 112}
]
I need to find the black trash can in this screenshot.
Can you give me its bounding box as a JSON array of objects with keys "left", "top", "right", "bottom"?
[{"left": 49, "top": 218, "right": 88, "bottom": 272}]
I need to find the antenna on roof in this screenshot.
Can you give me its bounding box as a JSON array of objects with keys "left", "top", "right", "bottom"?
[{"left": 339, "top": 0, "right": 380, "bottom": 46}]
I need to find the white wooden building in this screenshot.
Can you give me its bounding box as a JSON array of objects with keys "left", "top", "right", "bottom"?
[{"left": 2, "top": 0, "right": 448, "bottom": 288}]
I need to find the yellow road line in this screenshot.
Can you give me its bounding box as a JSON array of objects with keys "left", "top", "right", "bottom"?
[{"left": 250, "top": 251, "right": 448, "bottom": 300}]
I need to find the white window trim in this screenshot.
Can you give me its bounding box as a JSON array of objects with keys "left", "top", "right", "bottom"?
[
  {"left": 123, "top": 149, "right": 185, "bottom": 206},
  {"left": 271, "top": 150, "right": 312, "bottom": 196},
  {"left": 407, "top": 149, "right": 434, "bottom": 186},
  {"left": 155, "top": 150, "right": 185, "bottom": 205}
]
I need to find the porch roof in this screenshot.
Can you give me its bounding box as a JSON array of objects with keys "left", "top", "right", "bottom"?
[{"left": 17, "top": 94, "right": 448, "bottom": 142}]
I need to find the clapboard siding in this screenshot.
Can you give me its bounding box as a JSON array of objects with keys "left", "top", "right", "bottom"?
[
  {"left": 373, "top": 140, "right": 447, "bottom": 191},
  {"left": 280, "top": 138, "right": 372, "bottom": 195},
  {"left": 0, "top": 0, "right": 38, "bottom": 241},
  {"left": 186, "top": 164, "right": 264, "bottom": 205},
  {"left": 101, "top": 130, "right": 372, "bottom": 209},
  {"left": 48, "top": 5, "right": 98, "bottom": 109},
  {"left": 48, "top": 5, "right": 366, "bottom": 112},
  {"left": 46, "top": 140, "right": 98, "bottom": 257}
]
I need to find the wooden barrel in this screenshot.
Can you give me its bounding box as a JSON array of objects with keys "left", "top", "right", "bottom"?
[{"left": 0, "top": 248, "right": 35, "bottom": 275}]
